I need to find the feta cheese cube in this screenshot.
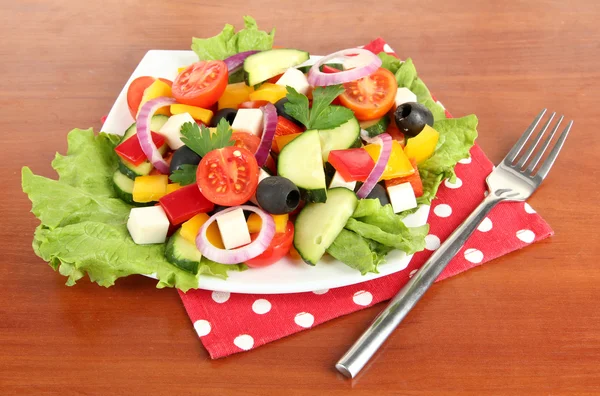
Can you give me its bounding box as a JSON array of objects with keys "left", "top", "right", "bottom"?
[
  {"left": 276, "top": 68, "right": 310, "bottom": 95},
  {"left": 329, "top": 171, "right": 357, "bottom": 191},
  {"left": 250, "top": 169, "right": 272, "bottom": 205},
  {"left": 386, "top": 182, "right": 417, "bottom": 214},
  {"left": 394, "top": 87, "right": 417, "bottom": 109},
  {"left": 216, "top": 208, "right": 251, "bottom": 250},
  {"left": 127, "top": 206, "right": 170, "bottom": 245},
  {"left": 231, "top": 109, "right": 264, "bottom": 137},
  {"left": 158, "top": 113, "right": 196, "bottom": 150}
]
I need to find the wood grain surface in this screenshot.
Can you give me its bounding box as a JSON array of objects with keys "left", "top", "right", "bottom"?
[{"left": 2, "top": 0, "right": 600, "bottom": 394}]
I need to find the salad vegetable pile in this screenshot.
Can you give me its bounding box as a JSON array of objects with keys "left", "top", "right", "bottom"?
[{"left": 22, "top": 16, "right": 477, "bottom": 291}]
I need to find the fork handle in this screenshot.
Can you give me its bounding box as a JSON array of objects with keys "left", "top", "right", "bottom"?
[{"left": 336, "top": 194, "right": 501, "bottom": 378}]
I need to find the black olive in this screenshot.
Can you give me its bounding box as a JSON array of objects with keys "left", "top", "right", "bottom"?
[
  {"left": 274, "top": 98, "right": 304, "bottom": 127},
  {"left": 169, "top": 145, "right": 201, "bottom": 174},
  {"left": 364, "top": 184, "right": 390, "bottom": 206},
  {"left": 394, "top": 102, "right": 434, "bottom": 137},
  {"left": 210, "top": 108, "right": 237, "bottom": 127},
  {"left": 255, "top": 176, "right": 300, "bottom": 214}
]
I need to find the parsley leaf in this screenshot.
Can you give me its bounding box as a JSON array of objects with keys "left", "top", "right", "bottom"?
[
  {"left": 284, "top": 85, "right": 353, "bottom": 131},
  {"left": 180, "top": 118, "right": 234, "bottom": 157},
  {"left": 283, "top": 87, "right": 310, "bottom": 128},
  {"left": 169, "top": 164, "right": 197, "bottom": 186}
]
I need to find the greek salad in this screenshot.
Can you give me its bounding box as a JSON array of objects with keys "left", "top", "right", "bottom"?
[{"left": 22, "top": 17, "right": 478, "bottom": 291}]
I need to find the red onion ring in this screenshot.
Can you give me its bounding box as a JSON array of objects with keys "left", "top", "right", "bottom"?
[
  {"left": 255, "top": 103, "right": 278, "bottom": 166},
  {"left": 307, "top": 48, "right": 382, "bottom": 87},
  {"left": 195, "top": 205, "right": 275, "bottom": 264},
  {"left": 136, "top": 96, "right": 177, "bottom": 174},
  {"left": 224, "top": 50, "right": 260, "bottom": 73},
  {"left": 356, "top": 132, "right": 392, "bottom": 198}
]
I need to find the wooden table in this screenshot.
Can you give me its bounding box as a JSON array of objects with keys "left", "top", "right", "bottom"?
[{"left": 3, "top": 0, "right": 599, "bottom": 394}]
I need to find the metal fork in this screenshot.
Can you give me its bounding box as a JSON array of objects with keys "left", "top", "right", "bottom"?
[{"left": 336, "top": 109, "right": 573, "bottom": 378}]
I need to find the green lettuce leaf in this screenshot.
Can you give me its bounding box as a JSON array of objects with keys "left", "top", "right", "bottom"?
[
  {"left": 22, "top": 128, "right": 244, "bottom": 291},
  {"left": 191, "top": 16, "right": 275, "bottom": 61},
  {"left": 329, "top": 199, "right": 428, "bottom": 273},
  {"left": 418, "top": 115, "right": 479, "bottom": 204},
  {"left": 378, "top": 52, "right": 402, "bottom": 74}
]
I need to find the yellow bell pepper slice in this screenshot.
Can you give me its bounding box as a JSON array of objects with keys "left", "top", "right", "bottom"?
[
  {"left": 364, "top": 140, "right": 415, "bottom": 180},
  {"left": 218, "top": 83, "right": 254, "bottom": 110},
  {"left": 132, "top": 175, "right": 169, "bottom": 203},
  {"left": 180, "top": 213, "right": 225, "bottom": 249},
  {"left": 249, "top": 83, "right": 287, "bottom": 104},
  {"left": 246, "top": 213, "right": 288, "bottom": 234},
  {"left": 177, "top": 66, "right": 188, "bottom": 74},
  {"left": 138, "top": 79, "right": 172, "bottom": 117},
  {"left": 166, "top": 183, "right": 182, "bottom": 194},
  {"left": 170, "top": 104, "right": 213, "bottom": 125},
  {"left": 274, "top": 133, "right": 302, "bottom": 153},
  {"left": 404, "top": 125, "right": 440, "bottom": 164}
]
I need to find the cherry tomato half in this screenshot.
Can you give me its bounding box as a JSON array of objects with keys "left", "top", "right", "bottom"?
[
  {"left": 245, "top": 221, "right": 294, "bottom": 268},
  {"left": 196, "top": 146, "right": 259, "bottom": 206},
  {"left": 172, "top": 61, "right": 228, "bottom": 108},
  {"left": 339, "top": 67, "right": 397, "bottom": 121},
  {"left": 238, "top": 100, "right": 271, "bottom": 109},
  {"left": 127, "top": 76, "right": 172, "bottom": 120},
  {"left": 231, "top": 132, "right": 261, "bottom": 154}
]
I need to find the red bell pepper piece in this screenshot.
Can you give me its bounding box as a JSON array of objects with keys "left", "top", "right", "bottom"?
[
  {"left": 159, "top": 184, "right": 215, "bottom": 226},
  {"left": 384, "top": 159, "right": 423, "bottom": 197},
  {"left": 273, "top": 116, "right": 304, "bottom": 151},
  {"left": 115, "top": 132, "right": 166, "bottom": 166},
  {"left": 328, "top": 148, "right": 376, "bottom": 182}
]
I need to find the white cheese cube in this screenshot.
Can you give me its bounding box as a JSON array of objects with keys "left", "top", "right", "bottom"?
[
  {"left": 231, "top": 109, "right": 264, "bottom": 137},
  {"left": 276, "top": 68, "right": 310, "bottom": 95},
  {"left": 387, "top": 182, "right": 417, "bottom": 214},
  {"left": 250, "top": 169, "right": 272, "bottom": 205},
  {"left": 216, "top": 208, "right": 251, "bottom": 250},
  {"left": 127, "top": 206, "right": 170, "bottom": 245},
  {"left": 158, "top": 113, "right": 196, "bottom": 150},
  {"left": 394, "top": 87, "right": 417, "bottom": 109},
  {"left": 329, "top": 171, "right": 357, "bottom": 191}
]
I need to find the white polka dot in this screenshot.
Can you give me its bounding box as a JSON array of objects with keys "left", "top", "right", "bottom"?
[
  {"left": 477, "top": 217, "right": 493, "bottom": 232},
  {"left": 434, "top": 204, "right": 452, "bottom": 218},
  {"left": 409, "top": 269, "right": 418, "bottom": 278},
  {"left": 193, "top": 320, "right": 211, "bottom": 337},
  {"left": 294, "top": 312, "right": 315, "bottom": 328},
  {"left": 353, "top": 290, "right": 373, "bottom": 306},
  {"left": 425, "top": 234, "right": 440, "bottom": 251},
  {"left": 458, "top": 157, "right": 472, "bottom": 164},
  {"left": 211, "top": 291, "right": 230, "bottom": 303},
  {"left": 383, "top": 43, "right": 393, "bottom": 52},
  {"left": 444, "top": 177, "right": 462, "bottom": 189},
  {"left": 252, "top": 299, "right": 271, "bottom": 314},
  {"left": 464, "top": 248, "right": 484, "bottom": 264},
  {"left": 233, "top": 334, "right": 254, "bottom": 351},
  {"left": 524, "top": 203, "right": 536, "bottom": 214},
  {"left": 313, "top": 289, "right": 329, "bottom": 295},
  {"left": 516, "top": 229, "right": 535, "bottom": 243}
]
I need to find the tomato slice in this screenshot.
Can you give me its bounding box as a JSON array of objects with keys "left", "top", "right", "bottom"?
[
  {"left": 339, "top": 68, "right": 398, "bottom": 121},
  {"left": 196, "top": 146, "right": 259, "bottom": 206},
  {"left": 245, "top": 221, "right": 294, "bottom": 268},
  {"left": 127, "top": 76, "right": 172, "bottom": 119},
  {"left": 172, "top": 61, "right": 228, "bottom": 108},
  {"left": 231, "top": 132, "right": 261, "bottom": 154},
  {"left": 238, "top": 100, "right": 271, "bottom": 109}
]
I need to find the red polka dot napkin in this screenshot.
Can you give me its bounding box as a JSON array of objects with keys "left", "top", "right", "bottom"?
[{"left": 177, "top": 38, "right": 553, "bottom": 359}]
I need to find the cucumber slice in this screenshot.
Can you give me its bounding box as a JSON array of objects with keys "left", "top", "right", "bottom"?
[
  {"left": 294, "top": 188, "right": 358, "bottom": 265},
  {"left": 165, "top": 229, "right": 201, "bottom": 274},
  {"left": 277, "top": 130, "right": 327, "bottom": 203},
  {"left": 121, "top": 115, "right": 169, "bottom": 142},
  {"left": 244, "top": 49, "right": 310, "bottom": 86},
  {"left": 360, "top": 116, "right": 390, "bottom": 137},
  {"left": 112, "top": 170, "right": 152, "bottom": 206},
  {"left": 317, "top": 116, "right": 360, "bottom": 162},
  {"left": 118, "top": 159, "right": 153, "bottom": 180}
]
